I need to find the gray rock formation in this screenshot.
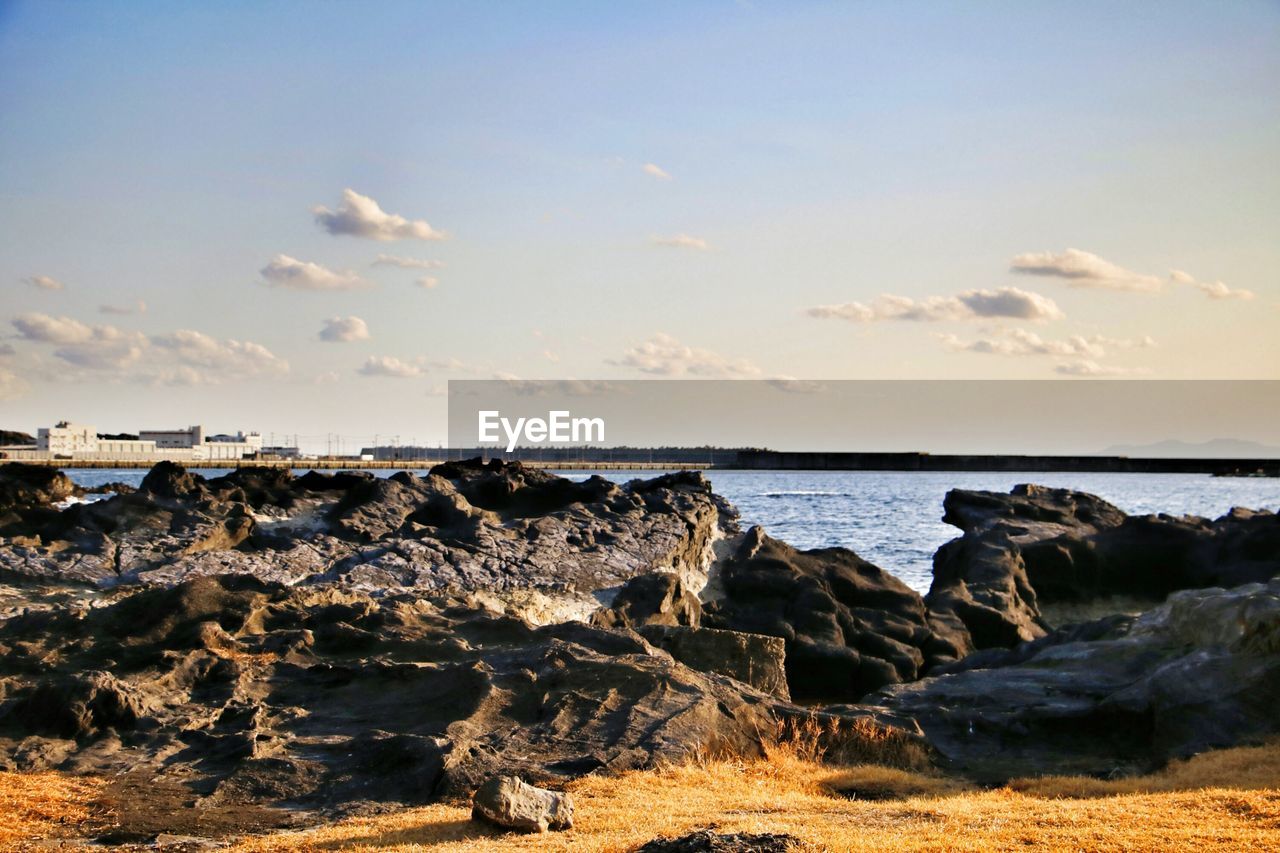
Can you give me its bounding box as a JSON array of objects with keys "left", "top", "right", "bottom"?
[
  {"left": 701, "top": 527, "right": 969, "bottom": 703},
  {"left": 638, "top": 625, "right": 790, "bottom": 700},
  {"left": 0, "top": 461, "right": 736, "bottom": 623},
  {"left": 926, "top": 484, "right": 1280, "bottom": 650},
  {"left": 471, "top": 776, "right": 574, "bottom": 832},
  {"left": 592, "top": 570, "right": 703, "bottom": 629},
  {"left": 0, "top": 574, "right": 815, "bottom": 822},
  {"left": 636, "top": 831, "right": 800, "bottom": 851},
  {"left": 874, "top": 579, "right": 1280, "bottom": 781}
]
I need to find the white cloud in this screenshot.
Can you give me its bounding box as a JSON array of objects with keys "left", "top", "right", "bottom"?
[
  {"left": 99, "top": 300, "right": 147, "bottom": 316},
  {"left": 939, "top": 328, "right": 1156, "bottom": 358},
  {"left": 13, "top": 313, "right": 99, "bottom": 344},
  {"left": 808, "top": 287, "right": 1064, "bottom": 324},
  {"left": 651, "top": 234, "right": 710, "bottom": 251},
  {"left": 643, "top": 163, "right": 672, "bottom": 180},
  {"left": 1055, "top": 360, "right": 1151, "bottom": 377},
  {"left": 313, "top": 370, "right": 341, "bottom": 385},
  {"left": 1170, "top": 270, "right": 1255, "bottom": 301},
  {"left": 260, "top": 255, "right": 370, "bottom": 291},
  {"left": 0, "top": 343, "right": 15, "bottom": 357},
  {"left": 1010, "top": 249, "right": 1164, "bottom": 292},
  {"left": 12, "top": 313, "right": 287, "bottom": 383},
  {"left": 22, "top": 274, "right": 65, "bottom": 291},
  {"left": 319, "top": 315, "right": 370, "bottom": 343},
  {"left": 608, "top": 333, "right": 761, "bottom": 378},
  {"left": 151, "top": 330, "right": 289, "bottom": 379},
  {"left": 372, "top": 254, "right": 445, "bottom": 270},
  {"left": 13, "top": 314, "right": 149, "bottom": 372},
  {"left": 357, "top": 355, "right": 425, "bottom": 378},
  {"left": 1195, "top": 280, "right": 1255, "bottom": 300},
  {"left": 415, "top": 275, "right": 439, "bottom": 289},
  {"left": 313, "top": 189, "right": 447, "bottom": 241}
]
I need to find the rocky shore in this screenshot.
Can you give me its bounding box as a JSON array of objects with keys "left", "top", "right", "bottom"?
[{"left": 0, "top": 460, "right": 1277, "bottom": 843}]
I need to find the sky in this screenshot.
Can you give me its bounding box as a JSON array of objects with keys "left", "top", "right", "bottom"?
[{"left": 1, "top": 1, "right": 1277, "bottom": 450}]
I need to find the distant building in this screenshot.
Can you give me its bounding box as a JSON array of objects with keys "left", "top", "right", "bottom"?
[
  {"left": 36, "top": 421, "right": 156, "bottom": 458},
  {"left": 140, "top": 426, "right": 262, "bottom": 460},
  {"left": 37, "top": 422, "right": 98, "bottom": 455},
  {"left": 139, "top": 425, "right": 206, "bottom": 449},
  {"left": 19, "top": 422, "right": 262, "bottom": 461}
]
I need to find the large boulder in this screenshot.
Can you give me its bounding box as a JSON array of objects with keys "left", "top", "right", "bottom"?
[
  {"left": 702, "top": 527, "right": 969, "bottom": 703},
  {"left": 874, "top": 579, "right": 1280, "bottom": 781},
  {"left": 0, "top": 463, "right": 77, "bottom": 512},
  {"left": 471, "top": 776, "right": 574, "bottom": 833},
  {"left": 925, "top": 484, "right": 1280, "bottom": 650}
]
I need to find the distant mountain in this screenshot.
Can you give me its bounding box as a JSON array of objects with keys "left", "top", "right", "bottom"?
[
  {"left": 1103, "top": 438, "right": 1280, "bottom": 459},
  {"left": 0, "top": 429, "right": 35, "bottom": 447}
]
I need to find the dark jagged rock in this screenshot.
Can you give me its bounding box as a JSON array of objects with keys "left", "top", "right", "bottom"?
[
  {"left": 925, "top": 484, "right": 1280, "bottom": 650},
  {"left": 10, "top": 671, "right": 148, "bottom": 739},
  {"left": 140, "top": 460, "right": 206, "bottom": 499},
  {"left": 636, "top": 830, "right": 800, "bottom": 852},
  {"left": 0, "top": 461, "right": 736, "bottom": 623},
  {"left": 592, "top": 571, "right": 702, "bottom": 629},
  {"left": 702, "top": 527, "right": 969, "bottom": 703},
  {"left": 0, "top": 463, "right": 77, "bottom": 513},
  {"left": 0, "top": 575, "right": 817, "bottom": 819},
  {"left": 873, "top": 579, "right": 1280, "bottom": 781},
  {"left": 638, "top": 625, "right": 790, "bottom": 700}
]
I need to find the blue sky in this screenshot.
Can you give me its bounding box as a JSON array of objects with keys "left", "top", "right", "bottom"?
[{"left": 1, "top": 1, "right": 1277, "bottom": 446}]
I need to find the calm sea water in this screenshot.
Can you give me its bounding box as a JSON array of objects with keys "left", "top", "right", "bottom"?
[{"left": 64, "top": 468, "right": 1280, "bottom": 594}]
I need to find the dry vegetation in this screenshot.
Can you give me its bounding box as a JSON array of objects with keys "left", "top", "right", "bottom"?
[
  {"left": 0, "top": 770, "right": 105, "bottom": 849},
  {"left": 4, "top": 741, "right": 1278, "bottom": 851},
  {"left": 228, "top": 740, "right": 1280, "bottom": 853}
]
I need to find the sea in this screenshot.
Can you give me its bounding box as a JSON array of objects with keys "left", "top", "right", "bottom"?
[{"left": 63, "top": 468, "right": 1280, "bottom": 594}]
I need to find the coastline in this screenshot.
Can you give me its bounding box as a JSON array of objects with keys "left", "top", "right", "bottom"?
[{"left": 2, "top": 451, "right": 1276, "bottom": 476}]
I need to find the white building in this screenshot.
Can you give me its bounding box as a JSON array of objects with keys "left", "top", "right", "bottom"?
[
  {"left": 36, "top": 422, "right": 157, "bottom": 458},
  {"left": 139, "top": 426, "right": 262, "bottom": 460},
  {"left": 38, "top": 422, "right": 100, "bottom": 456},
  {"left": 139, "top": 425, "right": 206, "bottom": 449},
  {"left": 24, "top": 422, "right": 263, "bottom": 461}
]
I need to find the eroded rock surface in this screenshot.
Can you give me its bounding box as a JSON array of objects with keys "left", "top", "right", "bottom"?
[
  {"left": 636, "top": 831, "right": 800, "bottom": 852},
  {"left": 0, "top": 461, "right": 735, "bottom": 621},
  {"left": 926, "top": 484, "right": 1280, "bottom": 650},
  {"left": 701, "top": 528, "right": 969, "bottom": 703},
  {"left": 0, "top": 574, "right": 800, "bottom": 819},
  {"left": 471, "top": 775, "right": 574, "bottom": 832},
  {"left": 874, "top": 579, "right": 1280, "bottom": 781}
]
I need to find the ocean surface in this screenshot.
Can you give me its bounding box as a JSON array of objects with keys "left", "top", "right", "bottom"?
[{"left": 64, "top": 468, "right": 1280, "bottom": 594}]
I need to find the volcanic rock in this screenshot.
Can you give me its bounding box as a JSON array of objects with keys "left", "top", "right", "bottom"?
[
  {"left": 636, "top": 830, "right": 800, "bottom": 852},
  {"left": 593, "top": 571, "right": 703, "bottom": 629},
  {"left": 0, "top": 460, "right": 737, "bottom": 623},
  {"left": 638, "top": 625, "right": 790, "bottom": 700},
  {"left": 702, "top": 527, "right": 969, "bottom": 703},
  {"left": 0, "top": 574, "right": 816, "bottom": 819},
  {"left": 925, "top": 484, "right": 1280, "bottom": 650},
  {"left": 874, "top": 579, "right": 1280, "bottom": 781},
  {"left": 471, "top": 776, "right": 574, "bottom": 832}
]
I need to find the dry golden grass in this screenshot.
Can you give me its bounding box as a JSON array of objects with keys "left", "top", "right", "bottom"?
[
  {"left": 0, "top": 770, "right": 106, "bottom": 849},
  {"left": 230, "top": 742, "right": 1280, "bottom": 853},
  {"left": 3, "top": 743, "right": 1277, "bottom": 851}
]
